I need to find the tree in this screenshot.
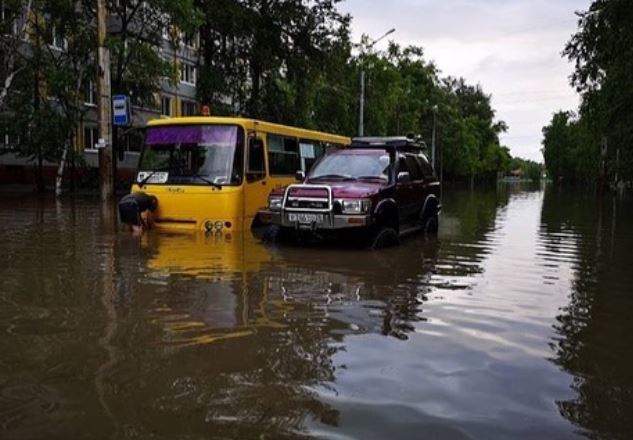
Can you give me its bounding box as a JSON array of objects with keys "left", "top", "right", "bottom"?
[
  {"left": 197, "top": 0, "right": 352, "bottom": 127},
  {"left": 1, "top": 0, "right": 94, "bottom": 192},
  {"left": 542, "top": 111, "right": 578, "bottom": 182},
  {"left": 105, "top": 0, "right": 202, "bottom": 104},
  {"left": 0, "top": 0, "right": 32, "bottom": 110},
  {"left": 554, "top": 0, "right": 633, "bottom": 184}
]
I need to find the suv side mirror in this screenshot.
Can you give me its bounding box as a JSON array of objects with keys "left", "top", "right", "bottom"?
[
  {"left": 295, "top": 170, "right": 305, "bottom": 181},
  {"left": 397, "top": 171, "right": 411, "bottom": 183}
]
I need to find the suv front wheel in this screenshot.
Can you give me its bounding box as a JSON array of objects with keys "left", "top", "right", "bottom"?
[
  {"left": 367, "top": 225, "right": 400, "bottom": 250},
  {"left": 423, "top": 214, "right": 439, "bottom": 234}
]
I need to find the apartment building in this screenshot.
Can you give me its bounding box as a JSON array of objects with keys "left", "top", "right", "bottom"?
[
  {"left": 0, "top": 3, "right": 202, "bottom": 186},
  {"left": 79, "top": 29, "right": 202, "bottom": 179}
]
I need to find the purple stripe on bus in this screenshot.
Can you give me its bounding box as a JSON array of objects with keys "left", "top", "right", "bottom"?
[{"left": 146, "top": 125, "right": 238, "bottom": 145}]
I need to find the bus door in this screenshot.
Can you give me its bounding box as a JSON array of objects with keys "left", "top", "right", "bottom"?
[{"left": 244, "top": 133, "right": 270, "bottom": 227}]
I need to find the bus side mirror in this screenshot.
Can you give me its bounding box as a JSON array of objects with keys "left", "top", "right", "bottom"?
[{"left": 295, "top": 170, "right": 305, "bottom": 181}]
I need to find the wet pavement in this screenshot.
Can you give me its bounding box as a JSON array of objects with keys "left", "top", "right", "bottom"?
[{"left": 1, "top": 185, "right": 632, "bottom": 439}]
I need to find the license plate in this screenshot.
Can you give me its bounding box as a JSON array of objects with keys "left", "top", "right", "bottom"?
[{"left": 288, "top": 213, "right": 324, "bottom": 224}]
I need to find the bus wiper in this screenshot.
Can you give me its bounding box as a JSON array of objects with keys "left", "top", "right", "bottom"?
[{"left": 192, "top": 174, "right": 222, "bottom": 189}]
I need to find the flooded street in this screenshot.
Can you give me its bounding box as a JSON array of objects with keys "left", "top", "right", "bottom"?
[{"left": 1, "top": 185, "right": 632, "bottom": 440}]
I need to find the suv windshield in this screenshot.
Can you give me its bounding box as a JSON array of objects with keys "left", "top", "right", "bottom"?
[
  {"left": 138, "top": 125, "right": 244, "bottom": 185},
  {"left": 309, "top": 152, "right": 391, "bottom": 181}
]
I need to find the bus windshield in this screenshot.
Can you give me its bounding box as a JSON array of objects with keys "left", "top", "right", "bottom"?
[{"left": 138, "top": 125, "right": 244, "bottom": 186}]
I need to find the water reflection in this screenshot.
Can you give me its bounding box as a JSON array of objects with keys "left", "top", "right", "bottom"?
[
  {"left": 1, "top": 186, "right": 632, "bottom": 439},
  {"left": 541, "top": 190, "right": 633, "bottom": 439}
]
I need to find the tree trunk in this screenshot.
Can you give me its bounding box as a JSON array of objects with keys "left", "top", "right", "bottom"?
[
  {"left": 36, "top": 153, "right": 45, "bottom": 192},
  {"left": 56, "top": 143, "right": 69, "bottom": 197},
  {"left": 0, "top": 0, "right": 32, "bottom": 109}
]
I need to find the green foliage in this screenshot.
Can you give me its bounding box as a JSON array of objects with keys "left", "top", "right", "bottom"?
[
  {"left": 196, "top": 2, "right": 514, "bottom": 181},
  {"left": 508, "top": 156, "right": 542, "bottom": 181},
  {"left": 545, "top": 0, "right": 633, "bottom": 184},
  {"left": 107, "top": 0, "right": 202, "bottom": 103},
  {"left": 0, "top": 0, "right": 528, "bottom": 188},
  {"left": 1, "top": 0, "right": 95, "bottom": 189}
]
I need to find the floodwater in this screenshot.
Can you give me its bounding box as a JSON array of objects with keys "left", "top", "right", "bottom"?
[{"left": 0, "top": 185, "right": 632, "bottom": 440}]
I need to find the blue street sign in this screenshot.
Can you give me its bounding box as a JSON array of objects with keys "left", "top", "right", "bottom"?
[{"left": 112, "top": 95, "right": 130, "bottom": 126}]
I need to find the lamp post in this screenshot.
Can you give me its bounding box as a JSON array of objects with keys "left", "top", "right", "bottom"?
[
  {"left": 431, "top": 104, "right": 438, "bottom": 169},
  {"left": 358, "top": 28, "right": 395, "bottom": 137}
]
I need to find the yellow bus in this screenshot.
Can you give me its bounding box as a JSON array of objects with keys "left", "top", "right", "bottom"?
[{"left": 120, "top": 117, "right": 350, "bottom": 232}]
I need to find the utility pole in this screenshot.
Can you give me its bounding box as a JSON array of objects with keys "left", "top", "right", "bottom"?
[
  {"left": 615, "top": 147, "right": 620, "bottom": 187},
  {"left": 431, "top": 105, "right": 438, "bottom": 170},
  {"left": 358, "top": 70, "right": 365, "bottom": 136},
  {"left": 97, "top": 0, "right": 113, "bottom": 201},
  {"left": 358, "top": 28, "right": 395, "bottom": 137}
]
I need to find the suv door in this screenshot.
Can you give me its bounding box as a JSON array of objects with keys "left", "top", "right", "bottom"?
[
  {"left": 395, "top": 156, "right": 416, "bottom": 222},
  {"left": 416, "top": 154, "right": 440, "bottom": 199},
  {"left": 404, "top": 154, "right": 425, "bottom": 218}
]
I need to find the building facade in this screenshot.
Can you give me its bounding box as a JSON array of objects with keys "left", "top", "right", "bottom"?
[{"left": 0, "top": 4, "right": 202, "bottom": 187}]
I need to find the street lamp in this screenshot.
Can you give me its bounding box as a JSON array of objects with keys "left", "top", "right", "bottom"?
[
  {"left": 431, "top": 104, "right": 438, "bottom": 169},
  {"left": 358, "top": 28, "right": 395, "bottom": 137}
]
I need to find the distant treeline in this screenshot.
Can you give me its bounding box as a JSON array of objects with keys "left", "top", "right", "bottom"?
[{"left": 543, "top": 0, "right": 632, "bottom": 186}]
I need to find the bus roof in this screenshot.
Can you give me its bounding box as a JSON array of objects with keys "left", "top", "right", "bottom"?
[{"left": 147, "top": 116, "right": 351, "bottom": 145}]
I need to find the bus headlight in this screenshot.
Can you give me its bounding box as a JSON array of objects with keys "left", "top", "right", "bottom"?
[
  {"left": 340, "top": 199, "right": 370, "bottom": 214},
  {"left": 268, "top": 196, "right": 283, "bottom": 211}
]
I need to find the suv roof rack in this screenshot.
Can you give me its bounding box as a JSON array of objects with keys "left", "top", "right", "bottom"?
[{"left": 351, "top": 136, "right": 427, "bottom": 151}]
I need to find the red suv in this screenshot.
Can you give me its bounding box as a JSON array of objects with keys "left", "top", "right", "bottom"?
[{"left": 259, "top": 137, "right": 441, "bottom": 248}]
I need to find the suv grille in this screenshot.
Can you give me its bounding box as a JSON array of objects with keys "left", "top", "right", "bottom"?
[
  {"left": 286, "top": 200, "right": 328, "bottom": 210},
  {"left": 283, "top": 184, "right": 333, "bottom": 213}
]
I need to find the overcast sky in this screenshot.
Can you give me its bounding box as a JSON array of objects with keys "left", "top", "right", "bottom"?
[{"left": 339, "top": 0, "right": 592, "bottom": 162}]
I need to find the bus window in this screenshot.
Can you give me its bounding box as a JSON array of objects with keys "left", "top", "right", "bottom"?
[
  {"left": 268, "top": 134, "right": 299, "bottom": 176},
  {"left": 247, "top": 137, "right": 265, "bottom": 182},
  {"left": 299, "top": 140, "right": 316, "bottom": 172}
]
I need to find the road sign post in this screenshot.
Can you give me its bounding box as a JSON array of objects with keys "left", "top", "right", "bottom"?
[{"left": 112, "top": 95, "right": 131, "bottom": 126}]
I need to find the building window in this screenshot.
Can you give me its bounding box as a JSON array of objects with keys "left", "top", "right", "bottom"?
[
  {"left": 83, "top": 126, "right": 98, "bottom": 150},
  {"left": 182, "top": 100, "right": 196, "bottom": 116},
  {"left": 48, "top": 25, "right": 67, "bottom": 50},
  {"left": 84, "top": 80, "right": 96, "bottom": 105},
  {"left": 1, "top": 125, "right": 18, "bottom": 150},
  {"left": 161, "top": 96, "right": 171, "bottom": 116},
  {"left": 120, "top": 130, "right": 143, "bottom": 153},
  {"left": 179, "top": 63, "right": 196, "bottom": 85},
  {"left": 181, "top": 31, "right": 197, "bottom": 48},
  {"left": 1, "top": 4, "right": 12, "bottom": 35}
]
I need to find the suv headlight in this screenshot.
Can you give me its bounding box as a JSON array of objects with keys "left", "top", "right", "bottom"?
[
  {"left": 268, "top": 196, "right": 283, "bottom": 211},
  {"left": 340, "top": 199, "right": 371, "bottom": 214}
]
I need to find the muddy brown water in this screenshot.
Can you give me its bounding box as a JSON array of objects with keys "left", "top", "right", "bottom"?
[{"left": 1, "top": 185, "right": 632, "bottom": 439}]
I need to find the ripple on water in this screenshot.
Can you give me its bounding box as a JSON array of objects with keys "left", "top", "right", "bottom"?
[{"left": 1, "top": 189, "right": 631, "bottom": 439}]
